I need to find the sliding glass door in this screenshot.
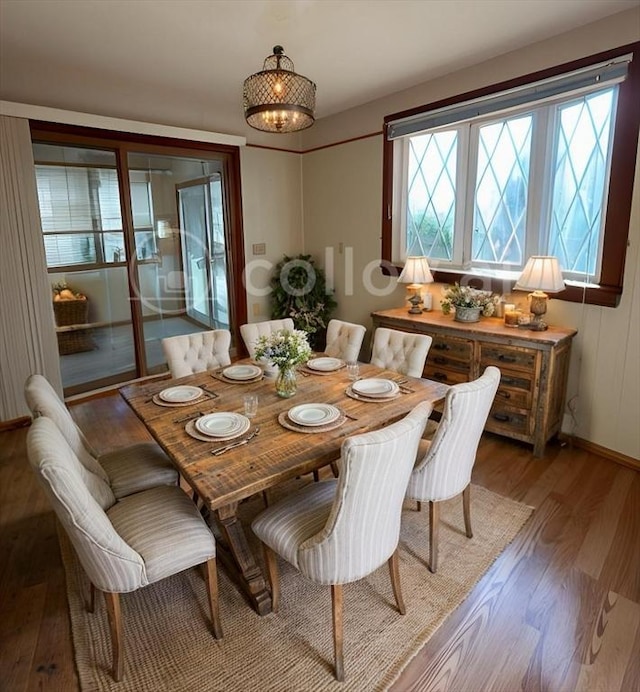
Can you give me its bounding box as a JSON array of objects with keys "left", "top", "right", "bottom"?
[
  {"left": 31, "top": 126, "right": 246, "bottom": 395},
  {"left": 178, "top": 177, "right": 229, "bottom": 330}
]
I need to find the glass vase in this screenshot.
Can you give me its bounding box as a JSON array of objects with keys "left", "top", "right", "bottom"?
[{"left": 275, "top": 365, "right": 297, "bottom": 398}]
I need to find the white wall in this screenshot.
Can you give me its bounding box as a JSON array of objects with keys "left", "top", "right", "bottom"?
[
  {"left": 302, "top": 10, "right": 640, "bottom": 459},
  {"left": 240, "top": 146, "right": 304, "bottom": 322}
]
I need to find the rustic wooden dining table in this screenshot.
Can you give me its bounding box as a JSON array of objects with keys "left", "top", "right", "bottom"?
[{"left": 120, "top": 360, "right": 448, "bottom": 615}]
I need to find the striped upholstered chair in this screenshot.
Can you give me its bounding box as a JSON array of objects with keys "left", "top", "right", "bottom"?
[
  {"left": 324, "top": 319, "right": 366, "bottom": 363},
  {"left": 24, "top": 374, "right": 178, "bottom": 499},
  {"left": 405, "top": 366, "right": 501, "bottom": 573},
  {"left": 240, "top": 318, "right": 294, "bottom": 358},
  {"left": 370, "top": 327, "right": 432, "bottom": 378},
  {"left": 252, "top": 402, "right": 432, "bottom": 681},
  {"left": 161, "top": 329, "right": 231, "bottom": 378},
  {"left": 27, "top": 417, "right": 222, "bottom": 681}
]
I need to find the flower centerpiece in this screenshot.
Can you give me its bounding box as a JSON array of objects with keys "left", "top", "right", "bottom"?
[
  {"left": 253, "top": 328, "right": 312, "bottom": 398},
  {"left": 440, "top": 283, "right": 499, "bottom": 323}
]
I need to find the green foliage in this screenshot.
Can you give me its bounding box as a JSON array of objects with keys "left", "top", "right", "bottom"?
[
  {"left": 270, "top": 254, "right": 337, "bottom": 335},
  {"left": 441, "top": 283, "right": 499, "bottom": 317}
]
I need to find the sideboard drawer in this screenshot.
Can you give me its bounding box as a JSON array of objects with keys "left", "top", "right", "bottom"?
[
  {"left": 430, "top": 336, "right": 473, "bottom": 362},
  {"left": 480, "top": 343, "right": 537, "bottom": 372},
  {"left": 424, "top": 365, "right": 469, "bottom": 385},
  {"left": 487, "top": 406, "right": 531, "bottom": 436}
]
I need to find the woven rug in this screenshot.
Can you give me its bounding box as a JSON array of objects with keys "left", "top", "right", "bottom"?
[{"left": 61, "top": 482, "right": 532, "bottom": 692}]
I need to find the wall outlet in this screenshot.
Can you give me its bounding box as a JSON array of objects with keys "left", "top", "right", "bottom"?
[{"left": 252, "top": 243, "right": 266, "bottom": 256}]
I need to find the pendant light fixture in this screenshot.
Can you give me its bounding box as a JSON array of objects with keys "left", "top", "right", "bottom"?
[{"left": 243, "top": 45, "right": 316, "bottom": 133}]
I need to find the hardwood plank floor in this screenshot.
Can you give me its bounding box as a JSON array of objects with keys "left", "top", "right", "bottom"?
[{"left": 1, "top": 395, "right": 638, "bottom": 691}]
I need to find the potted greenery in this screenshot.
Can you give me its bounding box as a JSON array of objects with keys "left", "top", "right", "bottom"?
[
  {"left": 440, "top": 283, "right": 498, "bottom": 322},
  {"left": 270, "top": 254, "right": 337, "bottom": 349}
]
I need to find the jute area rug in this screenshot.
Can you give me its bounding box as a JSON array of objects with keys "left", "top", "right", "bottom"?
[{"left": 62, "top": 482, "right": 532, "bottom": 692}]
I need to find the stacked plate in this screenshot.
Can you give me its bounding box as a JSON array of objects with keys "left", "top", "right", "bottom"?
[
  {"left": 350, "top": 378, "right": 400, "bottom": 399},
  {"left": 288, "top": 403, "right": 341, "bottom": 427},
  {"left": 305, "top": 357, "right": 344, "bottom": 372},
  {"left": 195, "top": 412, "right": 250, "bottom": 439},
  {"left": 158, "top": 385, "right": 203, "bottom": 404},
  {"left": 222, "top": 364, "right": 263, "bottom": 381}
]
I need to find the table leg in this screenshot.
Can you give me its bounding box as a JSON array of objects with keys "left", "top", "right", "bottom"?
[{"left": 212, "top": 503, "right": 272, "bottom": 615}]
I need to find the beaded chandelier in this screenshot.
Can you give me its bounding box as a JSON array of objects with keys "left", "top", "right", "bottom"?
[{"left": 243, "top": 46, "right": 316, "bottom": 133}]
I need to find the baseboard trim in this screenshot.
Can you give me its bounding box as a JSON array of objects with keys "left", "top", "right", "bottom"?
[
  {"left": 0, "top": 416, "right": 31, "bottom": 432},
  {"left": 570, "top": 435, "right": 640, "bottom": 471}
]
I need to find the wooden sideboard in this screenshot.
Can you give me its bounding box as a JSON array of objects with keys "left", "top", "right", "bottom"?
[{"left": 371, "top": 308, "right": 577, "bottom": 457}]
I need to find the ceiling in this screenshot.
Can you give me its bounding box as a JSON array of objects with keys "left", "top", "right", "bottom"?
[{"left": 1, "top": 0, "right": 638, "bottom": 132}]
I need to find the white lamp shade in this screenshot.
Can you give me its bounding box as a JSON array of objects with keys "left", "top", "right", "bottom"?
[
  {"left": 514, "top": 256, "right": 565, "bottom": 293},
  {"left": 398, "top": 256, "right": 434, "bottom": 285}
]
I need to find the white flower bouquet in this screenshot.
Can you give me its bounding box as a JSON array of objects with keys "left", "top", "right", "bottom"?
[{"left": 253, "top": 329, "right": 312, "bottom": 369}]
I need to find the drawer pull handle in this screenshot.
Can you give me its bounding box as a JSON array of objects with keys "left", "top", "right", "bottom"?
[
  {"left": 433, "top": 372, "right": 448, "bottom": 381},
  {"left": 433, "top": 343, "right": 450, "bottom": 351},
  {"left": 497, "top": 391, "right": 511, "bottom": 399},
  {"left": 493, "top": 413, "right": 511, "bottom": 422},
  {"left": 498, "top": 354, "right": 517, "bottom": 363},
  {"left": 433, "top": 356, "right": 447, "bottom": 365}
]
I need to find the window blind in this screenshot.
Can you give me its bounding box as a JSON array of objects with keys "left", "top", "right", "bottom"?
[{"left": 387, "top": 56, "right": 631, "bottom": 140}]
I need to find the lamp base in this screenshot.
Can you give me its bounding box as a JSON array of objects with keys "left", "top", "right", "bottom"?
[
  {"left": 528, "top": 315, "right": 548, "bottom": 331},
  {"left": 406, "top": 291, "right": 423, "bottom": 314}
]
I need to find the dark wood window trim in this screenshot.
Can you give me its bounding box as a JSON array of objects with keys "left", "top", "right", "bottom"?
[
  {"left": 29, "top": 120, "right": 247, "bottom": 370},
  {"left": 381, "top": 42, "right": 640, "bottom": 307}
]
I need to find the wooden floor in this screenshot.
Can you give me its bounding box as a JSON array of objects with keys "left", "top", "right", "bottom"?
[{"left": 1, "top": 394, "right": 638, "bottom": 691}]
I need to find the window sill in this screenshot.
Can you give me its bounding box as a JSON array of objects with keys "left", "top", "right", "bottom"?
[{"left": 381, "top": 263, "right": 622, "bottom": 307}]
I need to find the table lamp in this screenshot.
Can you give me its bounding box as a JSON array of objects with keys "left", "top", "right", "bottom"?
[
  {"left": 514, "top": 256, "right": 565, "bottom": 331},
  {"left": 398, "top": 256, "right": 434, "bottom": 314}
]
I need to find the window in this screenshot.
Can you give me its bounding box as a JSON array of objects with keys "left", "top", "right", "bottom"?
[{"left": 382, "top": 43, "right": 640, "bottom": 306}]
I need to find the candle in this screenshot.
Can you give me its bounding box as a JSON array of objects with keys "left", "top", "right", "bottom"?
[{"left": 504, "top": 308, "right": 519, "bottom": 327}]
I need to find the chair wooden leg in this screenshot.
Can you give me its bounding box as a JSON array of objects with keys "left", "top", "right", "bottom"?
[
  {"left": 429, "top": 500, "right": 440, "bottom": 573},
  {"left": 416, "top": 500, "right": 422, "bottom": 512},
  {"left": 204, "top": 558, "right": 223, "bottom": 639},
  {"left": 331, "top": 584, "right": 345, "bottom": 682},
  {"left": 104, "top": 591, "right": 124, "bottom": 682},
  {"left": 462, "top": 484, "right": 473, "bottom": 538},
  {"left": 330, "top": 461, "right": 339, "bottom": 478},
  {"left": 262, "top": 490, "right": 269, "bottom": 507},
  {"left": 388, "top": 549, "right": 406, "bottom": 615},
  {"left": 262, "top": 544, "right": 280, "bottom": 612}
]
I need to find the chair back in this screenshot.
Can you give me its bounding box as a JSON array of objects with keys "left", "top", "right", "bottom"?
[
  {"left": 161, "top": 329, "right": 231, "bottom": 378},
  {"left": 27, "top": 417, "right": 146, "bottom": 592},
  {"left": 24, "top": 373, "right": 108, "bottom": 481},
  {"left": 370, "top": 327, "right": 432, "bottom": 378},
  {"left": 298, "top": 401, "right": 432, "bottom": 584},
  {"left": 406, "top": 366, "right": 501, "bottom": 502},
  {"left": 240, "top": 318, "right": 294, "bottom": 358},
  {"left": 325, "top": 319, "right": 366, "bottom": 363}
]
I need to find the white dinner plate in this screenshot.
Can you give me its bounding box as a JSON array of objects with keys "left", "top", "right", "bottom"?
[
  {"left": 159, "top": 385, "right": 203, "bottom": 403},
  {"left": 196, "top": 412, "right": 250, "bottom": 438},
  {"left": 306, "top": 357, "right": 344, "bottom": 372},
  {"left": 288, "top": 403, "right": 341, "bottom": 427},
  {"left": 222, "top": 364, "right": 263, "bottom": 381},
  {"left": 351, "top": 378, "right": 400, "bottom": 398}
]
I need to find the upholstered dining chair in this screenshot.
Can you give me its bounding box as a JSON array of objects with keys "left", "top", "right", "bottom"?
[
  {"left": 370, "top": 327, "right": 432, "bottom": 378},
  {"left": 252, "top": 401, "right": 432, "bottom": 681},
  {"left": 324, "top": 319, "right": 366, "bottom": 363},
  {"left": 405, "top": 366, "right": 501, "bottom": 573},
  {"left": 27, "top": 417, "right": 222, "bottom": 681},
  {"left": 240, "top": 318, "right": 294, "bottom": 358},
  {"left": 161, "top": 329, "right": 231, "bottom": 378},
  {"left": 24, "top": 374, "right": 178, "bottom": 500}
]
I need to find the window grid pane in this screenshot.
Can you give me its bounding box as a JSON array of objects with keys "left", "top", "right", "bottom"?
[
  {"left": 548, "top": 88, "right": 616, "bottom": 278},
  {"left": 406, "top": 130, "right": 457, "bottom": 260},
  {"left": 472, "top": 114, "right": 532, "bottom": 266}
]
